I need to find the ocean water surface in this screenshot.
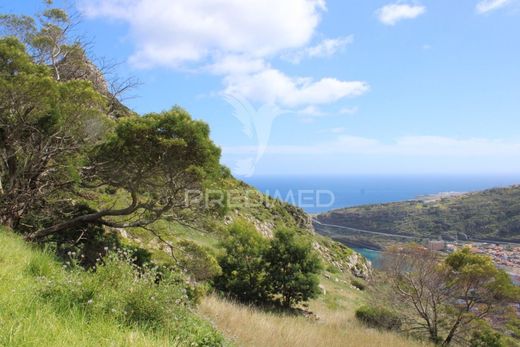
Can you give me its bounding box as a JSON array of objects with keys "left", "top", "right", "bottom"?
[{"left": 243, "top": 175, "right": 520, "bottom": 214}]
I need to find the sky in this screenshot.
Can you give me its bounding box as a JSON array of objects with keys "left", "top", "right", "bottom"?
[{"left": 3, "top": 0, "right": 520, "bottom": 177}]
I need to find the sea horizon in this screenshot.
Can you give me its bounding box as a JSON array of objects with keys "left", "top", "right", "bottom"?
[{"left": 243, "top": 174, "right": 520, "bottom": 213}]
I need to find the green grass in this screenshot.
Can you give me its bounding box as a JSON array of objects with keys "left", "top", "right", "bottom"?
[{"left": 0, "top": 228, "right": 227, "bottom": 347}]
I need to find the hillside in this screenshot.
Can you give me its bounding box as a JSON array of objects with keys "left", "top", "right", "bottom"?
[
  {"left": 0, "top": 228, "right": 428, "bottom": 347},
  {"left": 0, "top": 228, "right": 226, "bottom": 347},
  {"left": 316, "top": 185, "right": 520, "bottom": 243}
]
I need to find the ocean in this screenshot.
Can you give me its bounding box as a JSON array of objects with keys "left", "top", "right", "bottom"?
[{"left": 243, "top": 174, "right": 520, "bottom": 214}]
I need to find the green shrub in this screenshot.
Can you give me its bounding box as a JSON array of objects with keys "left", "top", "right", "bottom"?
[
  {"left": 178, "top": 240, "right": 222, "bottom": 282},
  {"left": 215, "top": 223, "right": 322, "bottom": 308},
  {"left": 39, "top": 250, "right": 225, "bottom": 345},
  {"left": 214, "top": 220, "right": 270, "bottom": 304},
  {"left": 470, "top": 325, "right": 505, "bottom": 347},
  {"left": 355, "top": 305, "right": 402, "bottom": 331},
  {"left": 351, "top": 279, "right": 366, "bottom": 291},
  {"left": 263, "top": 228, "right": 322, "bottom": 308}
]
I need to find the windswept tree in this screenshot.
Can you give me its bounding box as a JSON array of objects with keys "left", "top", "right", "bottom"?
[
  {"left": 0, "top": 38, "right": 223, "bottom": 243},
  {"left": 0, "top": 37, "right": 107, "bottom": 228},
  {"left": 25, "top": 107, "right": 222, "bottom": 241},
  {"left": 378, "top": 245, "right": 519, "bottom": 346}
]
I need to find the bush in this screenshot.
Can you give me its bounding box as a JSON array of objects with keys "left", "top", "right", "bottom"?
[
  {"left": 351, "top": 279, "right": 366, "bottom": 291},
  {"left": 214, "top": 221, "right": 269, "bottom": 304},
  {"left": 355, "top": 305, "right": 402, "bottom": 331},
  {"left": 263, "top": 228, "right": 322, "bottom": 308},
  {"left": 215, "top": 223, "right": 322, "bottom": 308},
  {"left": 470, "top": 326, "right": 505, "bottom": 347},
  {"left": 178, "top": 240, "right": 222, "bottom": 282},
  {"left": 39, "top": 249, "right": 224, "bottom": 345}
]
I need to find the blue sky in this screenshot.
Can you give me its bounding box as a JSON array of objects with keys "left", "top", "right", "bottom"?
[{"left": 3, "top": 0, "right": 520, "bottom": 176}]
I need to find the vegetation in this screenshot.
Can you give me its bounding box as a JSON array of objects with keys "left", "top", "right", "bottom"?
[
  {"left": 370, "top": 245, "right": 519, "bottom": 345},
  {"left": 214, "top": 221, "right": 270, "bottom": 304},
  {"left": 2, "top": 4, "right": 516, "bottom": 347},
  {"left": 199, "top": 294, "right": 428, "bottom": 347},
  {"left": 0, "top": 229, "right": 226, "bottom": 346},
  {"left": 355, "top": 305, "right": 402, "bottom": 331},
  {"left": 351, "top": 278, "right": 366, "bottom": 291},
  {"left": 263, "top": 228, "right": 322, "bottom": 307},
  {"left": 317, "top": 185, "right": 520, "bottom": 242},
  {"left": 215, "top": 221, "right": 321, "bottom": 308}
]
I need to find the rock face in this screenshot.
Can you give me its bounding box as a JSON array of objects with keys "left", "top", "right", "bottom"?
[
  {"left": 347, "top": 253, "right": 371, "bottom": 279},
  {"left": 57, "top": 49, "right": 133, "bottom": 119},
  {"left": 312, "top": 241, "right": 371, "bottom": 279}
]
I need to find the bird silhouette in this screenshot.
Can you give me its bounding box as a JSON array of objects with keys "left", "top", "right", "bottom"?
[{"left": 224, "top": 94, "right": 286, "bottom": 176}]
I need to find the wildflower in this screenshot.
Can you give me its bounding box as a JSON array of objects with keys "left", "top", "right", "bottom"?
[{"left": 87, "top": 299, "right": 93, "bottom": 304}]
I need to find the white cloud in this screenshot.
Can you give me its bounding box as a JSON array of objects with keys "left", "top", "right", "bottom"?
[
  {"left": 476, "top": 0, "right": 512, "bottom": 13},
  {"left": 80, "top": 0, "right": 326, "bottom": 68},
  {"left": 223, "top": 135, "right": 520, "bottom": 157},
  {"left": 299, "top": 106, "right": 326, "bottom": 116},
  {"left": 377, "top": 3, "right": 426, "bottom": 25},
  {"left": 223, "top": 69, "right": 369, "bottom": 107},
  {"left": 80, "top": 0, "right": 367, "bottom": 110},
  {"left": 284, "top": 35, "right": 354, "bottom": 63}
]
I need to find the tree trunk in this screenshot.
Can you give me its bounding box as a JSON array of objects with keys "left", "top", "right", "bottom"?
[{"left": 442, "top": 320, "right": 461, "bottom": 346}]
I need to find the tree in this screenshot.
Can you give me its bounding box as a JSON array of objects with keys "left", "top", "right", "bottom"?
[
  {"left": 441, "top": 248, "right": 518, "bottom": 345},
  {"left": 25, "top": 108, "right": 222, "bottom": 241},
  {"left": 263, "top": 228, "right": 321, "bottom": 308},
  {"left": 1, "top": 5, "right": 82, "bottom": 81},
  {"left": 214, "top": 221, "right": 270, "bottom": 304},
  {"left": 379, "top": 245, "right": 519, "bottom": 346},
  {"left": 1, "top": 3, "right": 139, "bottom": 118},
  {"left": 0, "top": 37, "right": 107, "bottom": 228},
  {"left": 1, "top": 5, "right": 224, "bottom": 247}
]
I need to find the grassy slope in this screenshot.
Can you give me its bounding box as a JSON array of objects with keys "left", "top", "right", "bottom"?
[
  {"left": 198, "top": 270, "right": 430, "bottom": 347},
  {"left": 0, "top": 228, "right": 226, "bottom": 347},
  {"left": 317, "top": 185, "right": 520, "bottom": 242}
]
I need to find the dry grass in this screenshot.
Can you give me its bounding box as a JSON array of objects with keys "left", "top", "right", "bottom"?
[{"left": 199, "top": 294, "right": 429, "bottom": 347}]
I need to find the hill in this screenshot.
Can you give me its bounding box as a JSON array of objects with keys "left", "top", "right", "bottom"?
[
  {"left": 316, "top": 185, "right": 520, "bottom": 244},
  {"left": 0, "top": 228, "right": 226, "bottom": 346},
  {"left": 0, "top": 228, "right": 428, "bottom": 347}
]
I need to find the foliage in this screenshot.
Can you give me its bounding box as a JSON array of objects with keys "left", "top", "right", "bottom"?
[
  {"left": 469, "top": 324, "right": 505, "bottom": 347},
  {"left": 0, "top": 37, "right": 107, "bottom": 228},
  {"left": 214, "top": 220, "right": 270, "bottom": 304},
  {"left": 318, "top": 185, "right": 520, "bottom": 241},
  {"left": 355, "top": 305, "right": 402, "bottom": 331},
  {"left": 215, "top": 222, "right": 321, "bottom": 308},
  {"left": 375, "top": 245, "right": 519, "bottom": 345},
  {"left": 263, "top": 228, "right": 322, "bottom": 307},
  {"left": 177, "top": 240, "right": 222, "bottom": 282},
  {"left": 0, "top": 229, "right": 226, "bottom": 346},
  {"left": 351, "top": 278, "right": 366, "bottom": 291},
  {"left": 24, "top": 107, "right": 223, "bottom": 241}
]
